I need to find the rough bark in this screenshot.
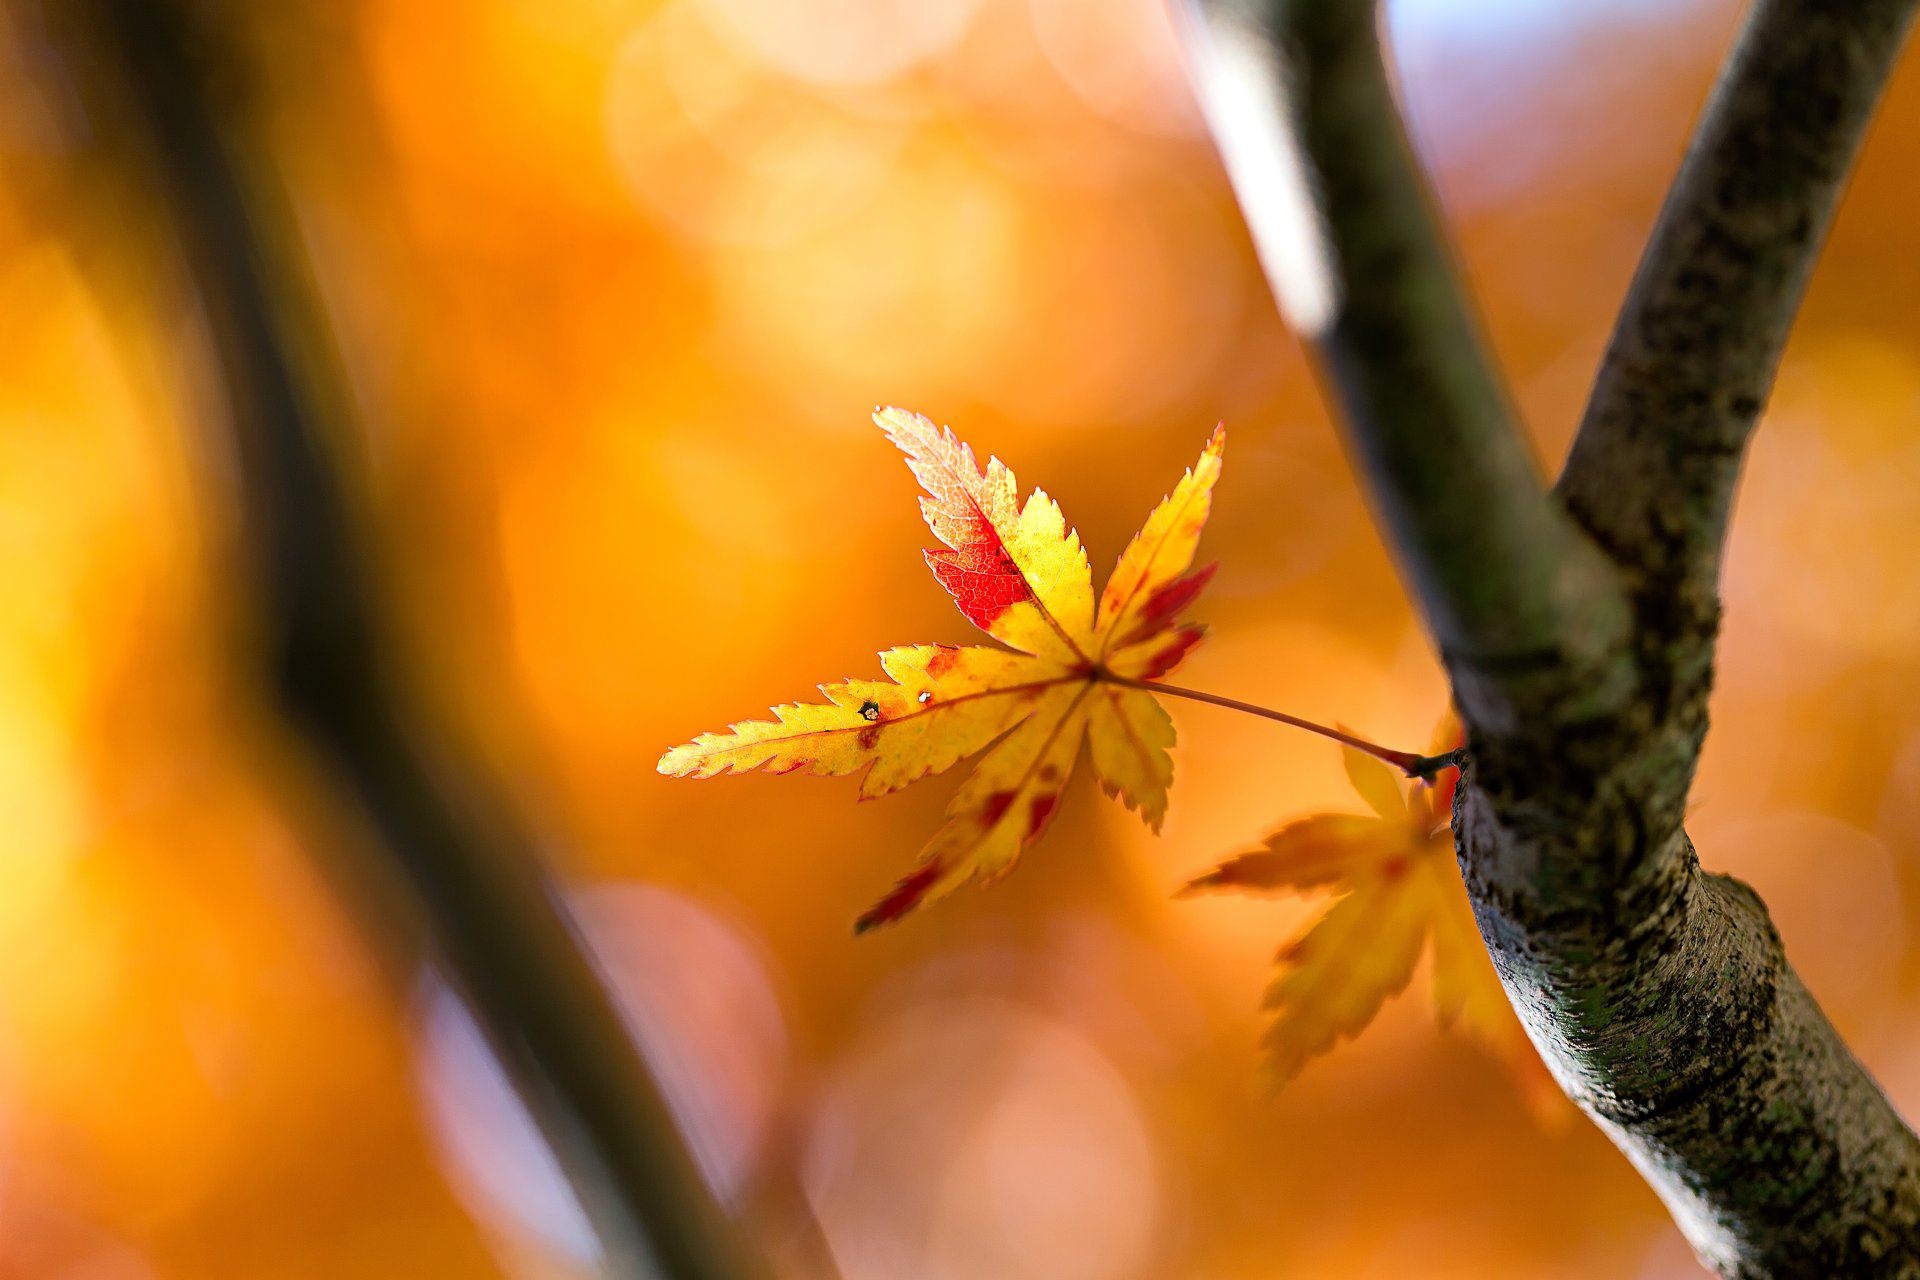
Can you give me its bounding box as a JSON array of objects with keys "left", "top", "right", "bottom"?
[{"left": 1179, "top": 0, "right": 1920, "bottom": 1273}]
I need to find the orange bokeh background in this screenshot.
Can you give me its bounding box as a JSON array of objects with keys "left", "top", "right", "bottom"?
[{"left": 3, "top": 0, "right": 1920, "bottom": 1275}]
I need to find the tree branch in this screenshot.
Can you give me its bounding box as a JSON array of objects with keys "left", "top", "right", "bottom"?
[
  {"left": 1559, "top": 0, "right": 1920, "bottom": 646},
  {"left": 1179, "top": 0, "right": 1920, "bottom": 1273},
  {"left": 1178, "top": 0, "right": 1633, "bottom": 733},
  {"left": 42, "top": 3, "right": 764, "bottom": 1276}
]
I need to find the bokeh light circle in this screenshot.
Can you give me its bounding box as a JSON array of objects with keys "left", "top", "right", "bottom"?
[{"left": 804, "top": 996, "right": 1161, "bottom": 1280}]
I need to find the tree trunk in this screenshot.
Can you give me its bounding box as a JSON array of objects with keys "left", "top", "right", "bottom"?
[{"left": 1179, "top": 0, "right": 1920, "bottom": 1272}]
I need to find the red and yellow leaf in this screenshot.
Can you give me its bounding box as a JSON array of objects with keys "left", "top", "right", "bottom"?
[
  {"left": 1086, "top": 684, "right": 1177, "bottom": 831},
  {"left": 661, "top": 410, "right": 1225, "bottom": 928},
  {"left": 878, "top": 407, "right": 1096, "bottom": 664},
  {"left": 855, "top": 681, "right": 1092, "bottom": 931},
  {"left": 1097, "top": 427, "right": 1226, "bottom": 679},
  {"left": 657, "top": 644, "right": 1071, "bottom": 799},
  {"left": 1186, "top": 712, "right": 1558, "bottom": 1108}
]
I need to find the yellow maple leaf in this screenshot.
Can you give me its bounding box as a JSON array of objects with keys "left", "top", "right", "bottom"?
[
  {"left": 659, "top": 408, "right": 1224, "bottom": 929},
  {"left": 1185, "top": 715, "right": 1563, "bottom": 1112}
]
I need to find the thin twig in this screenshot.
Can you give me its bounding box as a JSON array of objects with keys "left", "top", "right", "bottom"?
[{"left": 1100, "top": 672, "right": 1442, "bottom": 776}]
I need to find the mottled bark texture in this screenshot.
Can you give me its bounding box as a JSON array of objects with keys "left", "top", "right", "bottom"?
[{"left": 1180, "top": 0, "right": 1920, "bottom": 1273}]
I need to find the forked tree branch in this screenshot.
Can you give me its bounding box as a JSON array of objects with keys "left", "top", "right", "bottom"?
[
  {"left": 1179, "top": 0, "right": 1920, "bottom": 1274},
  {"left": 42, "top": 2, "right": 764, "bottom": 1276},
  {"left": 1176, "top": 0, "right": 1632, "bottom": 734},
  {"left": 1560, "top": 0, "right": 1920, "bottom": 643}
]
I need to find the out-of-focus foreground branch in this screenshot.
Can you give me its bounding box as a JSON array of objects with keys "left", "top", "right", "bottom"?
[
  {"left": 38, "top": 3, "right": 764, "bottom": 1276},
  {"left": 1178, "top": 0, "right": 1920, "bottom": 1274}
]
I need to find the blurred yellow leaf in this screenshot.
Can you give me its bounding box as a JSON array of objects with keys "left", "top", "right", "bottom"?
[{"left": 1187, "top": 716, "right": 1560, "bottom": 1111}]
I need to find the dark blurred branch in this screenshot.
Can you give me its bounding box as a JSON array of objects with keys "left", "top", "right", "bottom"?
[
  {"left": 42, "top": 3, "right": 763, "bottom": 1276},
  {"left": 1179, "top": 0, "right": 1920, "bottom": 1273}
]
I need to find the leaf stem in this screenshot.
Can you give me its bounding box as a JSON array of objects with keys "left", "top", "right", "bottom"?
[{"left": 1098, "top": 671, "right": 1451, "bottom": 779}]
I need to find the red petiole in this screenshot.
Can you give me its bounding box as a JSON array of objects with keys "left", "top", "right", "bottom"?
[{"left": 1098, "top": 671, "right": 1455, "bottom": 781}]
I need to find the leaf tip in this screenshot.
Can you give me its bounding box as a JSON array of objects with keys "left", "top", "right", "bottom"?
[
  {"left": 854, "top": 860, "right": 947, "bottom": 934},
  {"left": 1176, "top": 866, "right": 1226, "bottom": 897},
  {"left": 1256, "top": 1048, "right": 1307, "bottom": 1095}
]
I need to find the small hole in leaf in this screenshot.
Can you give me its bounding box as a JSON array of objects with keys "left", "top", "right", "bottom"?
[
  {"left": 859, "top": 700, "right": 881, "bottom": 721},
  {"left": 917, "top": 691, "right": 932, "bottom": 704}
]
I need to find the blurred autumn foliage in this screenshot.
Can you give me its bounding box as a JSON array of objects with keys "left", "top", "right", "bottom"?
[
  {"left": 1179, "top": 717, "right": 1561, "bottom": 1109},
  {"left": 1, "top": 0, "right": 1919, "bottom": 1277}
]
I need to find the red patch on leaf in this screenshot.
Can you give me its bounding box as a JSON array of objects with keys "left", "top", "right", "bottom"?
[
  {"left": 926, "top": 548, "right": 1031, "bottom": 629},
  {"left": 980, "top": 790, "right": 1017, "bottom": 825},
  {"left": 854, "top": 860, "right": 945, "bottom": 934},
  {"left": 925, "top": 644, "right": 962, "bottom": 678},
  {"left": 1037, "top": 763, "right": 1061, "bottom": 783},
  {"left": 857, "top": 724, "right": 882, "bottom": 751},
  {"left": 1131, "top": 624, "right": 1206, "bottom": 680},
  {"left": 883, "top": 413, "right": 1038, "bottom": 631},
  {"left": 1118, "top": 563, "right": 1218, "bottom": 647},
  {"left": 1026, "top": 793, "right": 1060, "bottom": 838}
]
